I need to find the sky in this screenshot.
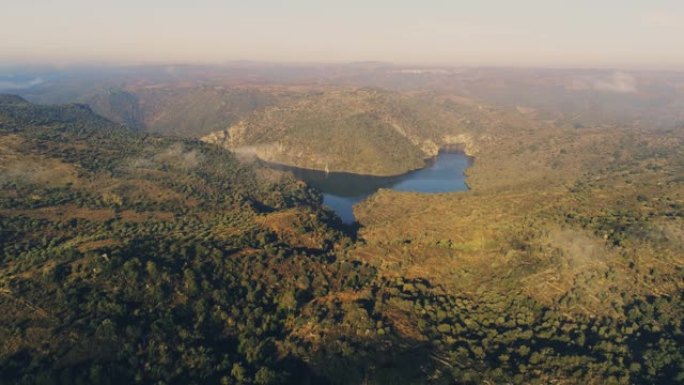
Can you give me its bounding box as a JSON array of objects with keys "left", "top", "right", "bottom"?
[{"left": 2, "top": 0, "right": 684, "bottom": 69}]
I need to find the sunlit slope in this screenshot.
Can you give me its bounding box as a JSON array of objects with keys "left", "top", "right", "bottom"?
[
  {"left": 0, "top": 96, "right": 365, "bottom": 384},
  {"left": 1, "top": 95, "right": 683, "bottom": 384},
  {"left": 353, "top": 121, "right": 684, "bottom": 315},
  {"left": 202, "top": 88, "right": 484, "bottom": 175}
]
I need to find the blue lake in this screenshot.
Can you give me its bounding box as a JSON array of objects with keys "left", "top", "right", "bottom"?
[{"left": 271, "top": 152, "right": 471, "bottom": 224}]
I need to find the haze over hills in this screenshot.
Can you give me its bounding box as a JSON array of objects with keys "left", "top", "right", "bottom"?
[
  {"left": 10, "top": 65, "right": 683, "bottom": 176},
  {"left": 10, "top": 64, "right": 684, "bottom": 127}
]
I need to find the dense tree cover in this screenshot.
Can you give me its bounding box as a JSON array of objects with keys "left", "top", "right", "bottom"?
[
  {"left": 202, "top": 89, "right": 450, "bottom": 176},
  {"left": 1, "top": 97, "right": 683, "bottom": 384}
]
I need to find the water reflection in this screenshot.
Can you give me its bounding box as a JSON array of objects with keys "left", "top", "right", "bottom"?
[{"left": 269, "top": 152, "right": 471, "bottom": 224}]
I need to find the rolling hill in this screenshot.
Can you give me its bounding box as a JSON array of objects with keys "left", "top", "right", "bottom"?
[
  {"left": 1, "top": 87, "right": 683, "bottom": 385},
  {"left": 201, "top": 88, "right": 488, "bottom": 176}
]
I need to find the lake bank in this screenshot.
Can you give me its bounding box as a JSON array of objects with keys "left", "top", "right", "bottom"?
[{"left": 267, "top": 151, "right": 472, "bottom": 224}]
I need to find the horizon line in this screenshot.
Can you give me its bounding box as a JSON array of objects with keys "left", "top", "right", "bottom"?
[{"left": 2, "top": 59, "right": 684, "bottom": 73}]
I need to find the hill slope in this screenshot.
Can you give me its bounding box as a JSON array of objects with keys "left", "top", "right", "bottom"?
[
  {"left": 202, "top": 88, "right": 483, "bottom": 176},
  {"left": 1, "top": 96, "right": 683, "bottom": 385},
  {"left": 0, "top": 96, "right": 381, "bottom": 384}
]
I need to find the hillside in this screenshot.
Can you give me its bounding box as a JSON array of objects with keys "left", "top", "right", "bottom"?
[
  {"left": 0, "top": 96, "right": 374, "bottom": 384},
  {"left": 354, "top": 123, "right": 684, "bottom": 299},
  {"left": 134, "top": 86, "right": 283, "bottom": 137},
  {"left": 1, "top": 94, "right": 683, "bottom": 385},
  {"left": 80, "top": 85, "right": 283, "bottom": 138},
  {"left": 352, "top": 113, "right": 684, "bottom": 384},
  {"left": 85, "top": 89, "right": 143, "bottom": 130},
  {"left": 202, "top": 88, "right": 492, "bottom": 176}
]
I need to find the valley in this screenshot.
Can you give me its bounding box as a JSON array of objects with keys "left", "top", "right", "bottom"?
[
  {"left": 0, "top": 65, "right": 682, "bottom": 385},
  {"left": 268, "top": 151, "right": 471, "bottom": 224},
  {"left": 3, "top": 0, "right": 684, "bottom": 383}
]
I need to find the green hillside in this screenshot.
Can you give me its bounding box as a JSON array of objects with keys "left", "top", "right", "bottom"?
[
  {"left": 202, "top": 88, "right": 481, "bottom": 176},
  {"left": 1, "top": 95, "right": 683, "bottom": 385}
]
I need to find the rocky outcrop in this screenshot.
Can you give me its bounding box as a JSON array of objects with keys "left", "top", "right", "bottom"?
[{"left": 442, "top": 133, "right": 479, "bottom": 157}]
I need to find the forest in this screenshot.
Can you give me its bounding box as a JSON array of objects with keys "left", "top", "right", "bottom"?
[{"left": 0, "top": 94, "right": 683, "bottom": 385}]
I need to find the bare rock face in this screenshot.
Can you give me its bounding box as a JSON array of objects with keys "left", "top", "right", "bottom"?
[
  {"left": 419, "top": 139, "right": 440, "bottom": 157},
  {"left": 442, "top": 133, "right": 478, "bottom": 157},
  {"left": 201, "top": 129, "right": 227, "bottom": 145}
]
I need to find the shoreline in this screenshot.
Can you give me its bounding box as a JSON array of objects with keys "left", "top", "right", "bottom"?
[{"left": 260, "top": 146, "right": 475, "bottom": 179}]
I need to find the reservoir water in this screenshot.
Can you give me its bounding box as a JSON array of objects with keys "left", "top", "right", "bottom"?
[{"left": 271, "top": 152, "right": 471, "bottom": 224}]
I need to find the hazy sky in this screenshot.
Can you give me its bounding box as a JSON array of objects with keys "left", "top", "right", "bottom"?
[{"left": 2, "top": 0, "right": 684, "bottom": 68}]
